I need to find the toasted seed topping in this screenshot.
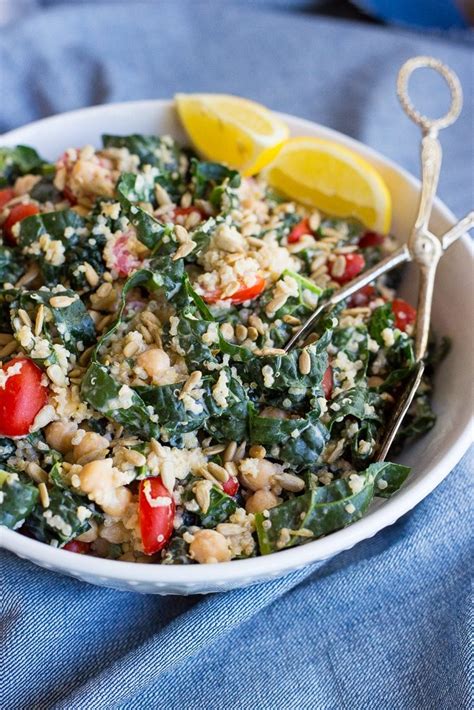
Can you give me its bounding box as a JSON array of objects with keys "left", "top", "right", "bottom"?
[
  {"left": 223, "top": 441, "right": 238, "bottom": 462},
  {"left": 207, "top": 462, "right": 230, "bottom": 483},
  {"left": 49, "top": 295, "right": 77, "bottom": 308},
  {"left": 172, "top": 240, "right": 196, "bottom": 260},
  {"left": 180, "top": 370, "right": 202, "bottom": 397},
  {"left": 34, "top": 304, "right": 45, "bottom": 336},
  {"left": 273, "top": 472, "right": 305, "bottom": 492},
  {"left": 298, "top": 349, "right": 311, "bottom": 375},
  {"left": 38, "top": 482, "right": 50, "bottom": 508}
]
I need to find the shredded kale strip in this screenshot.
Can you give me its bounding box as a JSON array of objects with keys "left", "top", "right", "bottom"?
[
  {"left": 0, "top": 246, "right": 25, "bottom": 284},
  {"left": 182, "top": 480, "right": 237, "bottom": 528},
  {"left": 7, "top": 287, "right": 96, "bottom": 363},
  {"left": 255, "top": 462, "right": 410, "bottom": 554},
  {"left": 81, "top": 263, "right": 187, "bottom": 439},
  {"left": 22, "top": 481, "right": 99, "bottom": 546},
  {"left": 0, "top": 470, "right": 39, "bottom": 530},
  {"left": 249, "top": 409, "right": 329, "bottom": 468},
  {"left": 16, "top": 209, "right": 105, "bottom": 289},
  {"left": 0, "top": 145, "right": 53, "bottom": 187}
]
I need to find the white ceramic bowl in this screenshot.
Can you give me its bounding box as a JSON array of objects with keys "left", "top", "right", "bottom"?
[{"left": 1, "top": 101, "right": 472, "bottom": 595}]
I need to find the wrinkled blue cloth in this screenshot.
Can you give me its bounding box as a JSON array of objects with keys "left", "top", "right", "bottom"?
[{"left": 1, "top": 3, "right": 473, "bottom": 708}]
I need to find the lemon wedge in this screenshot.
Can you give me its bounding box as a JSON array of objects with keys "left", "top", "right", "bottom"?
[
  {"left": 264, "top": 137, "right": 392, "bottom": 232},
  {"left": 175, "top": 93, "right": 289, "bottom": 176}
]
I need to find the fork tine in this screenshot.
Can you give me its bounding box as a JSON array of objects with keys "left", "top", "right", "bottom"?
[{"left": 283, "top": 245, "right": 410, "bottom": 353}]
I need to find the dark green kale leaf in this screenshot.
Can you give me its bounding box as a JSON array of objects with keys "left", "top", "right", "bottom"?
[
  {"left": 29, "top": 176, "right": 63, "bottom": 204},
  {"left": 23, "top": 483, "right": 99, "bottom": 546},
  {"left": 161, "top": 533, "right": 193, "bottom": 564},
  {"left": 249, "top": 409, "right": 329, "bottom": 468},
  {"left": 328, "top": 386, "right": 380, "bottom": 429},
  {"left": 191, "top": 159, "right": 241, "bottom": 209},
  {"left": 368, "top": 303, "right": 395, "bottom": 345},
  {"left": 0, "top": 246, "right": 25, "bottom": 284},
  {"left": 0, "top": 470, "right": 39, "bottom": 529},
  {"left": 81, "top": 362, "right": 159, "bottom": 440},
  {"left": 240, "top": 330, "right": 331, "bottom": 395},
  {"left": 11, "top": 288, "right": 96, "bottom": 359},
  {"left": 255, "top": 460, "right": 411, "bottom": 554},
  {"left": 102, "top": 134, "right": 183, "bottom": 172},
  {"left": 182, "top": 479, "right": 237, "bottom": 528},
  {"left": 203, "top": 373, "right": 250, "bottom": 443},
  {"left": 16, "top": 209, "right": 104, "bottom": 289},
  {"left": 0, "top": 145, "right": 52, "bottom": 186}
]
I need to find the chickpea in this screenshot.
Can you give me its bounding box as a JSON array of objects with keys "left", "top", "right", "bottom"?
[
  {"left": 189, "top": 529, "right": 231, "bottom": 564},
  {"left": 72, "top": 431, "right": 109, "bottom": 464},
  {"left": 245, "top": 489, "right": 281, "bottom": 514},
  {"left": 239, "top": 458, "right": 282, "bottom": 492},
  {"left": 99, "top": 521, "right": 129, "bottom": 544},
  {"left": 79, "top": 458, "right": 131, "bottom": 517},
  {"left": 136, "top": 348, "right": 170, "bottom": 380},
  {"left": 45, "top": 421, "right": 78, "bottom": 454}
]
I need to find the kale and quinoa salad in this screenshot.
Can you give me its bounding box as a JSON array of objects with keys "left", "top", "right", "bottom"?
[{"left": 0, "top": 135, "right": 447, "bottom": 564}]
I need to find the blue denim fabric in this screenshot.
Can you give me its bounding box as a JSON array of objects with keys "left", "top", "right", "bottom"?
[{"left": 0, "top": 3, "right": 473, "bottom": 708}]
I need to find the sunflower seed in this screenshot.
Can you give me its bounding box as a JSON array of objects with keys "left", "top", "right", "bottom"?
[
  {"left": 298, "top": 349, "right": 311, "bottom": 375},
  {"left": 49, "top": 295, "right": 77, "bottom": 309},
  {"left": 207, "top": 462, "right": 229, "bottom": 483},
  {"left": 223, "top": 441, "right": 237, "bottom": 462},
  {"left": 273, "top": 472, "right": 305, "bottom": 492}
]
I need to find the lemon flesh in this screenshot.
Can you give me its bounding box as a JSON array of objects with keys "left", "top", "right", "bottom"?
[
  {"left": 265, "top": 137, "right": 392, "bottom": 232},
  {"left": 175, "top": 93, "right": 289, "bottom": 176}
]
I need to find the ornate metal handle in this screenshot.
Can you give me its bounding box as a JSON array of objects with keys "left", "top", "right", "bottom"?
[{"left": 397, "top": 56, "right": 463, "bottom": 363}]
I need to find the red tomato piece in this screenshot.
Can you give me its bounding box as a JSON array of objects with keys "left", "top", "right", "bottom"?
[
  {"left": 391, "top": 298, "right": 416, "bottom": 332},
  {"left": 359, "top": 231, "right": 385, "bottom": 248},
  {"left": 63, "top": 540, "right": 90, "bottom": 554},
  {"left": 349, "top": 284, "right": 377, "bottom": 307},
  {"left": 331, "top": 252, "right": 365, "bottom": 284},
  {"left": 322, "top": 365, "right": 333, "bottom": 399},
  {"left": 139, "top": 477, "right": 175, "bottom": 555},
  {"left": 203, "top": 276, "right": 266, "bottom": 305},
  {"left": 222, "top": 476, "right": 239, "bottom": 497},
  {"left": 0, "top": 188, "right": 15, "bottom": 210},
  {"left": 172, "top": 206, "right": 206, "bottom": 222},
  {"left": 3, "top": 203, "right": 40, "bottom": 245},
  {"left": 0, "top": 357, "right": 48, "bottom": 437},
  {"left": 288, "top": 217, "right": 312, "bottom": 244}
]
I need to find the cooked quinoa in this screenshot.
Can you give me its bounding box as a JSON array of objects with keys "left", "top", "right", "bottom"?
[{"left": 0, "top": 136, "right": 447, "bottom": 563}]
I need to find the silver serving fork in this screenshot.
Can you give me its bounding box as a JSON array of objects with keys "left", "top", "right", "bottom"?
[{"left": 284, "top": 56, "right": 474, "bottom": 461}]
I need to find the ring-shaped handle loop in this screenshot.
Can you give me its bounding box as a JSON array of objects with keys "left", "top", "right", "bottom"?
[{"left": 397, "top": 56, "right": 463, "bottom": 134}]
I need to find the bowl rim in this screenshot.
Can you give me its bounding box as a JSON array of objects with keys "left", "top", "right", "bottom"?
[{"left": 1, "top": 100, "right": 472, "bottom": 587}]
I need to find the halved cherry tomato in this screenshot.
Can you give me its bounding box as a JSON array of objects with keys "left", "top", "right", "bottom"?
[
  {"left": 222, "top": 476, "right": 239, "bottom": 497},
  {"left": 391, "top": 298, "right": 416, "bottom": 332},
  {"left": 203, "top": 276, "right": 266, "bottom": 305},
  {"left": 359, "top": 231, "right": 385, "bottom": 249},
  {"left": 0, "top": 356, "right": 48, "bottom": 437},
  {"left": 0, "top": 188, "right": 15, "bottom": 209},
  {"left": 349, "top": 284, "right": 377, "bottom": 308},
  {"left": 139, "top": 477, "right": 175, "bottom": 555},
  {"left": 288, "top": 217, "right": 311, "bottom": 244},
  {"left": 172, "top": 206, "right": 206, "bottom": 222},
  {"left": 322, "top": 365, "right": 333, "bottom": 399},
  {"left": 3, "top": 203, "right": 40, "bottom": 245},
  {"left": 63, "top": 540, "right": 91, "bottom": 554},
  {"left": 331, "top": 252, "right": 365, "bottom": 284}
]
